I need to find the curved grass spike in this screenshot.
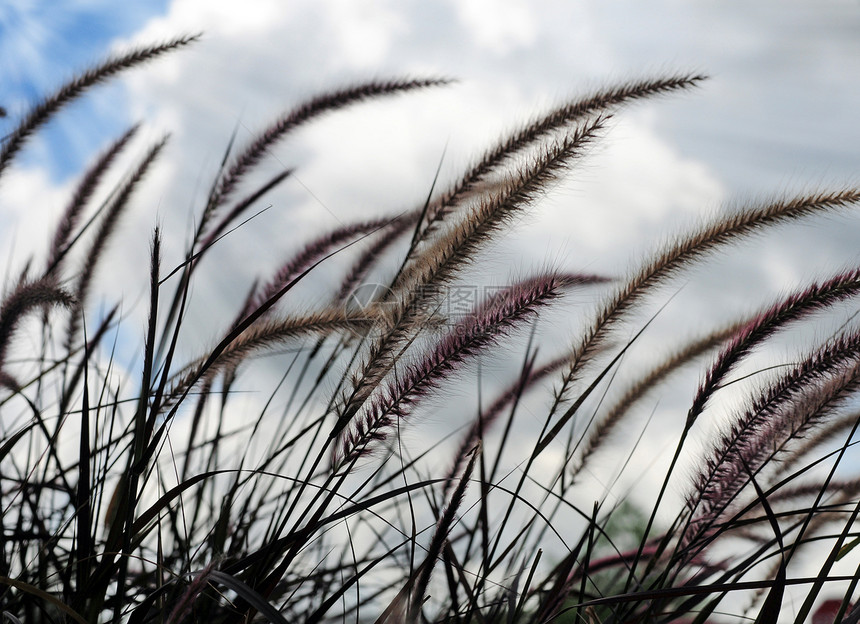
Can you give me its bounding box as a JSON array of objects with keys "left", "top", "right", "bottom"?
[
  {"left": 392, "top": 116, "right": 609, "bottom": 303},
  {"left": 155, "top": 78, "right": 452, "bottom": 364},
  {"left": 0, "top": 278, "right": 74, "bottom": 373},
  {"left": 396, "top": 74, "right": 706, "bottom": 278},
  {"left": 687, "top": 267, "right": 860, "bottom": 427},
  {"left": 250, "top": 215, "right": 410, "bottom": 313},
  {"left": 45, "top": 123, "right": 141, "bottom": 277},
  {"left": 199, "top": 77, "right": 454, "bottom": 234},
  {"left": 282, "top": 119, "right": 610, "bottom": 596},
  {"left": 518, "top": 192, "right": 860, "bottom": 614},
  {"left": 536, "top": 189, "right": 860, "bottom": 457},
  {"left": 676, "top": 270, "right": 860, "bottom": 536},
  {"left": 336, "top": 273, "right": 582, "bottom": 466},
  {"left": 6, "top": 42, "right": 860, "bottom": 622},
  {"left": 163, "top": 309, "right": 375, "bottom": 407},
  {"left": 569, "top": 319, "right": 750, "bottom": 480},
  {"left": 196, "top": 168, "right": 294, "bottom": 258},
  {"left": 334, "top": 116, "right": 609, "bottom": 439},
  {"left": 0, "top": 34, "right": 198, "bottom": 179},
  {"left": 65, "top": 136, "right": 169, "bottom": 351},
  {"left": 335, "top": 214, "right": 419, "bottom": 304},
  {"left": 442, "top": 279, "right": 607, "bottom": 496},
  {"left": 684, "top": 330, "right": 860, "bottom": 550},
  {"left": 779, "top": 406, "right": 860, "bottom": 473}
]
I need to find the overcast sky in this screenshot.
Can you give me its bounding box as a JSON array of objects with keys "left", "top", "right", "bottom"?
[
  {"left": 2, "top": 1, "right": 860, "bottom": 501},
  {"left": 4, "top": 1, "right": 859, "bottom": 268}
]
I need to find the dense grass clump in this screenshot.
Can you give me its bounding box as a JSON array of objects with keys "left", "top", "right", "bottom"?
[{"left": 2, "top": 36, "right": 860, "bottom": 624}]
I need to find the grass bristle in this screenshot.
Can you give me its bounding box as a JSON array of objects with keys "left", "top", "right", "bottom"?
[{"left": 1, "top": 37, "right": 859, "bottom": 624}]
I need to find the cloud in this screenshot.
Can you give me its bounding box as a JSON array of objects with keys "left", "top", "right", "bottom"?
[
  {"left": 450, "top": 0, "right": 538, "bottom": 54},
  {"left": 0, "top": 0, "right": 168, "bottom": 179},
  {"left": 0, "top": 167, "right": 73, "bottom": 268},
  {"left": 18, "top": 0, "right": 850, "bottom": 371},
  {"left": 2, "top": 1, "right": 860, "bottom": 506}
]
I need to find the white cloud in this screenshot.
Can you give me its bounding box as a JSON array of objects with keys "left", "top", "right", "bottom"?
[
  {"left": 450, "top": 0, "right": 538, "bottom": 54},
  {"left": 545, "top": 112, "right": 725, "bottom": 258},
  {"left": 3, "top": 1, "right": 860, "bottom": 523},
  {"left": 128, "top": 0, "right": 288, "bottom": 39},
  {"left": 324, "top": 1, "right": 407, "bottom": 69},
  {"left": 12, "top": 1, "right": 832, "bottom": 394},
  {"left": 0, "top": 167, "right": 72, "bottom": 270}
]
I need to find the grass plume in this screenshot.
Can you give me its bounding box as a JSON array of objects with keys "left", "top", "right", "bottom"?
[{"left": 0, "top": 37, "right": 859, "bottom": 624}]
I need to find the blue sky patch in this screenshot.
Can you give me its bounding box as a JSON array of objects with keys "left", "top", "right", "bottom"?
[{"left": 0, "top": 1, "right": 169, "bottom": 182}]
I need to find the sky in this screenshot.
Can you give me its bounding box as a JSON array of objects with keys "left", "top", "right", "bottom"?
[
  {"left": 0, "top": 0, "right": 170, "bottom": 175},
  {"left": 4, "top": 2, "right": 859, "bottom": 264},
  {"left": 2, "top": 0, "right": 860, "bottom": 507}
]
